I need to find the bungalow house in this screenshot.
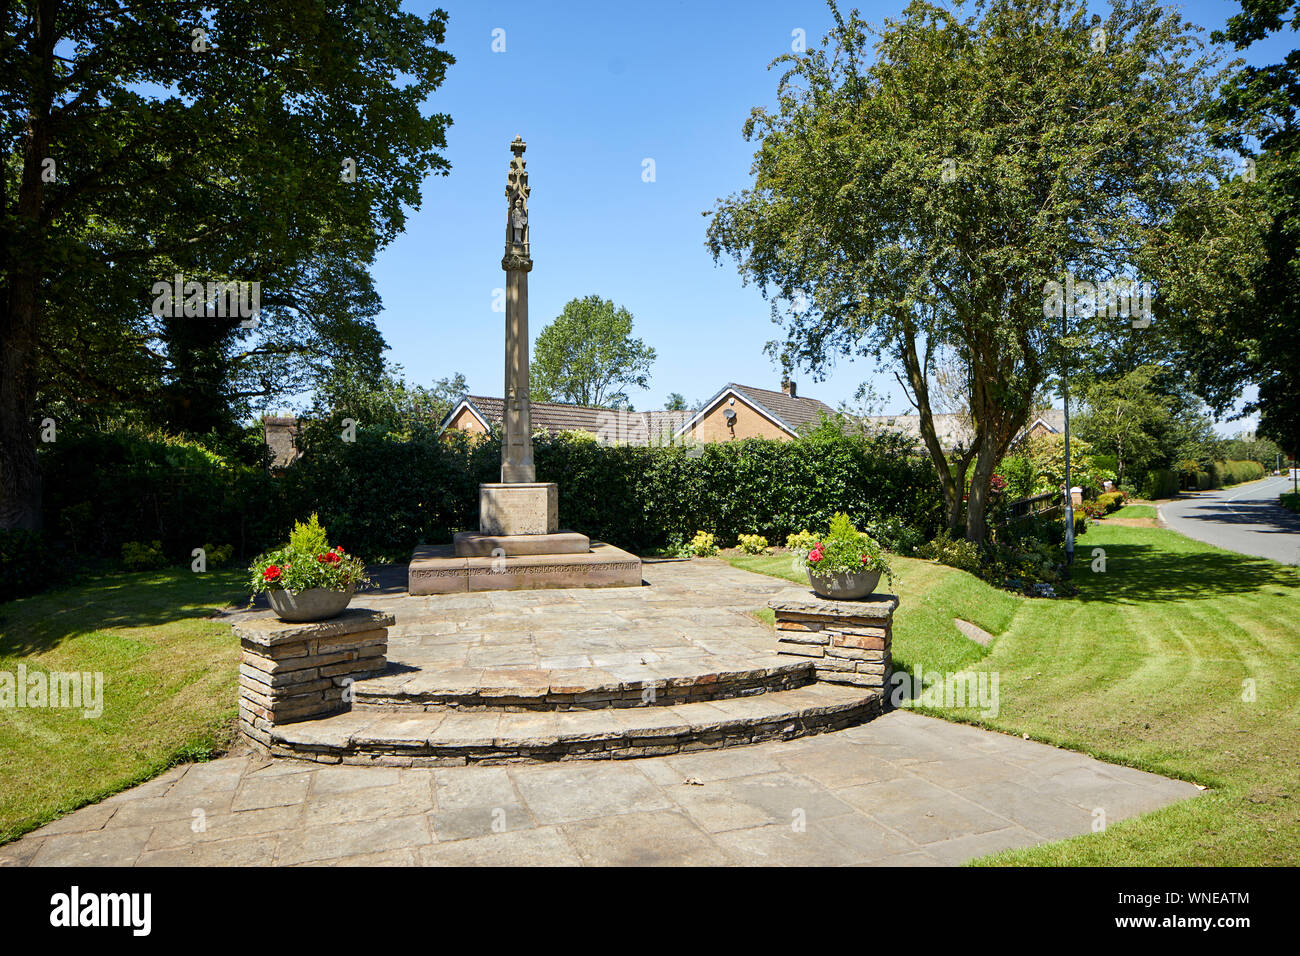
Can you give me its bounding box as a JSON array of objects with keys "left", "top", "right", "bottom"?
[
  {"left": 440, "top": 380, "right": 837, "bottom": 446},
  {"left": 860, "top": 408, "right": 1067, "bottom": 453},
  {"left": 670, "top": 381, "right": 836, "bottom": 443},
  {"left": 441, "top": 395, "right": 693, "bottom": 446}
]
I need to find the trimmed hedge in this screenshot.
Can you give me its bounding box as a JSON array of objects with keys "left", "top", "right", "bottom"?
[
  {"left": 29, "top": 427, "right": 945, "bottom": 569},
  {"left": 282, "top": 430, "right": 945, "bottom": 561},
  {"left": 1142, "top": 468, "right": 1179, "bottom": 500},
  {"left": 39, "top": 429, "right": 288, "bottom": 565}
]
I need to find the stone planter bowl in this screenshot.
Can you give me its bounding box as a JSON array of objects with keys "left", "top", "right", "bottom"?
[
  {"left": 807, "top": 568, "right": 883, "bottom": 601},
  {"left": 266, "top": 584, "right": 356, "bottom": 622}
]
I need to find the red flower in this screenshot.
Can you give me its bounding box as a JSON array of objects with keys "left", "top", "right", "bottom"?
[
  {"left": 809, "top": 550, "right": 823, "bottom": 563},
  {"left": 860, "top": 555, "right": 868, "bottom": 563},
  {"left": 317, "top": 552, "right": 341, "bottom": 564},
  {"left": 262, "top": 565, "right": 282, "bottom": 582}
]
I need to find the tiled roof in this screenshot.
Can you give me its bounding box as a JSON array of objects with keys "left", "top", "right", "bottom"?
[
  {"left": 862, "top": 408, "right": 1065, "bottom": 451},
  {"left": 726, "top": 383, "right": 837, "bottom": 433},
  {"left": 453, "top": 396, "right": 691, "bottom": 446}
]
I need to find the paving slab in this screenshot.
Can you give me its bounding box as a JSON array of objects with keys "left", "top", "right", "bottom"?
[{"left": 9, "top": 560, "right": 1203, "bottom": 866}]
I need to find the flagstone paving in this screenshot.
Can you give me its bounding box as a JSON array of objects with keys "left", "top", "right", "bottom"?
[{"left": 2, "top": 710, "right": 1200, "bottom": 866}]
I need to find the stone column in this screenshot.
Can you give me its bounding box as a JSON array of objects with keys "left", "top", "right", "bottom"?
[{"left": 501, "top": 136, "right": 535, "bottom": 483}]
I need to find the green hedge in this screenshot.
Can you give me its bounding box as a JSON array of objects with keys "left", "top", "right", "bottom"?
[
  {"left": 1142, "top": 468, "right": 1179, "bottom": 500},
  {"left": 39, "top": 429, "right": 288, "bottom": 564},
  {"left": 1213, "top": 460, "right": 1266, "bottom": 486},
  {"left": 29, "top": 427, "right": 945, "bottom": 570},
  {"left": 282, "top": 429, "right": 945, "bottom": 561}
]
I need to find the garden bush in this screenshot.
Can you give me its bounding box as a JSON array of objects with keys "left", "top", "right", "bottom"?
[
  {"left": 40, "top": 427, "right": 286, "bottom": 564},
  {"left": 0, "top": 529, "right": 65, "bottom": 602},
  {"left": 121, "top": 540, "right": 168, "bottom": 571},
  {"left": 30, "top": 426, "right": 944, "bottom": 569},
  {"left": 736, "top": 534, "right": 769, "bottom": 555},
  {"left": 1142, "top": 468, "right": 1179, "bottom": 500}
]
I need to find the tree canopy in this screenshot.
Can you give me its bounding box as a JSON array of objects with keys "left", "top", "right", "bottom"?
[
  {"left": 531, "top": 295, "right": 656, "bottom": 408},
  {"left": 707, "top": 0, "right": 1251, "bottom": 542},
  {"left": 1171, "top": 0, "right": 1300, "bottom": 454},
  {"left": 1, "top": 0, "right": 454, "bottom": 529}
]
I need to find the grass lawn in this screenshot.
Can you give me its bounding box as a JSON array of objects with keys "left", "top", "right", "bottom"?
[
  {"left": 1116, "top": 504, "right": 1157, "bottom": 520},
  {"left": 0, "top": 569, "right": 247, "bottom": 843},
  {"left": 730, "top": 522, "right": 1300, "bottom": 865}
]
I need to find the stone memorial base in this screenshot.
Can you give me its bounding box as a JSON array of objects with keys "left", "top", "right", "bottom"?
[
  {"left": 408, "top": 541, "right": 642, "bottom": 594},
  {"left": 479, "top": 482, "right": 558, "bottom": 535},
  {"left": 768, "top": 588, "right": 897, "bottom": 691},
  {"left": 453, "top": 530, "right": 589, "bottom": 556},
  {"left": 234, "top": 608, "right": 394, "bottom": 750}
]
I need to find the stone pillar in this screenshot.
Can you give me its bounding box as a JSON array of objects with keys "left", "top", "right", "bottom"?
[
  {"left": 501, "top": 135, "right": 535, "bottom": 484},
  {"left": 768, "top": 589, "right": 896, "bottom": 692},
  {"left": 234, "top": 608, "right": 393, "bottom": 749}
]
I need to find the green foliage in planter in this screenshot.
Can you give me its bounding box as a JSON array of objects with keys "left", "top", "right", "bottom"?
[
  {"left": 248, "top": 514, "right": 370, "bottom": 595},
  {"left": 801, "top": 513, "right": 893, "bottom": 584}
]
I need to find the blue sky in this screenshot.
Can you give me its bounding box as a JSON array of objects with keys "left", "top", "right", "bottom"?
[{"left": 368, "top": 0, "right": 1287, "bottom": 432}]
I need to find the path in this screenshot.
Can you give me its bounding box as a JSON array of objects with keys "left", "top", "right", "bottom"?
[{"left": 1, "top": 710, "right": 1198, "bottom": 866}]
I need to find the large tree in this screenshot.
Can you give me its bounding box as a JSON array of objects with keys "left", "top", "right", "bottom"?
[
  {"left": 1073, "top": 365, "right": 1170, "bottom": 486},
  {"left": 1172, "top": 0, "right": 1300, "bottom": 455},
  {"left": 707, "top": 0, "right": 1246, "bottom": 543},
  {"left": 531, "top": 294, "right": 656, "bottom": 408},
  {"left": 1, "top": 1, "right": 454, "bottom": 529}
]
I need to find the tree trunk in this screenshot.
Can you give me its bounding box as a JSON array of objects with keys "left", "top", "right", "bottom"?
[
  {"left": 1, "top": 0, "right": 55, "bottom": 531},
  {"left": 0, "top": 283, "right": 43, "bottom": 531},
  {"left": 965, "top": 437, "right": 1000, "bottom": 545}
]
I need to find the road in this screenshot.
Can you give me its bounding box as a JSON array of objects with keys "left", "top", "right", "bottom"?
[{"left": 1159, "top": 472, "right": 1300, "bottom": 566}]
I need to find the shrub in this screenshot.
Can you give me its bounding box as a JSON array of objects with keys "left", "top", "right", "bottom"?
[
  {"left": 1281, "top": 492, "right": 1300, "bottom": 513},
  {"left": 39, "top": 426, "right": 946, "bottom": 565},
  {"left": 0, "top": 530, "right": 63, "bottom": 602},
  {"left": 688, "top": 531, "right": 719, "bottom": 557},
  {"left": 918, "top": 531, "right": 983, "bottom": 574},
  {"left": 867, "top": 515, "right": 927, "bottom": 555},
  {"left": 786, "top": 529, "right": 817, "bottom": 552},
  {"left": 736, "top": 534, "right": 770, "bottom": 555},
  {"left": 1094, "top": 491, "right": 1124, "bottom": 514},
  {"left": 40, "top": 427, "right": 285, "bottom": 564},
  {"left": 121, "top": 540, "right": 168, "bottom": 571},
  {"left": 1142, "top": 468, "right": 1179, "bottom": 500},
  {"left": 200, "top": 543, "right": 234, "bottom": 567}
]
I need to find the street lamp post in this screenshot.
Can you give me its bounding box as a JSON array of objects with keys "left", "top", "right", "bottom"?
[{"left": 1061, "top": 315, "right": 1075, "bottom": 566}]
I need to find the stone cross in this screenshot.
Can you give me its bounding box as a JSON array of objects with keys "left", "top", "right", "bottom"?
[{"left": 500, "top": 136, "right": 534, "bottom": 483}]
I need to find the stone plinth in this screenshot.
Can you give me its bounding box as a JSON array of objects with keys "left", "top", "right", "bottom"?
[
  {"left": 768, "top": 588, "right": 897, "bottom": 691},
  {"left": 479, "top": 482, "right": 558, "bottom": 535},
  {"left": 454, "top": 530, "right": 589, "bottom": 557},
  {"left": 234, "top": 608, "right": 394, "bottom": 748},
  {"left": 409, "top": 542, "right": 642, "bottom": 594}
]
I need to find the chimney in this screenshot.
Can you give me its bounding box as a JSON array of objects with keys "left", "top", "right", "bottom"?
[{"left": 781, "top": 377, "right": 797, "bottom": 398}]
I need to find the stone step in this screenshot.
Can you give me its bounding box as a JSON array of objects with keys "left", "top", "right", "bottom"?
[
  {"left": 268, "top": 683, "right": 883, "bottom": 766},
  {"left": 351, "top": 655, "right": 816, "bottom": 712}
]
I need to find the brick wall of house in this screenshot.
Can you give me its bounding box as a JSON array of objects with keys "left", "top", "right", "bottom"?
[{"left": 689, "top": 397, "right": 791, "bottom": 442}]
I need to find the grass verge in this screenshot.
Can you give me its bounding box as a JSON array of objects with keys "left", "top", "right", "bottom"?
[
  {"left": 0, "top": 569, "right": 247, "bottom": 843},
  {"left": 729, "top": 524, "right": 1300, "bottom": 865}
]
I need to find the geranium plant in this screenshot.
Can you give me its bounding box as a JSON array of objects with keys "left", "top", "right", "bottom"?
[
  {"left": 798, "top": 513, "right": 893, "bottom": 584},
  {"left": 249, "top": 513, "right": 370, "bottom": 595}
]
